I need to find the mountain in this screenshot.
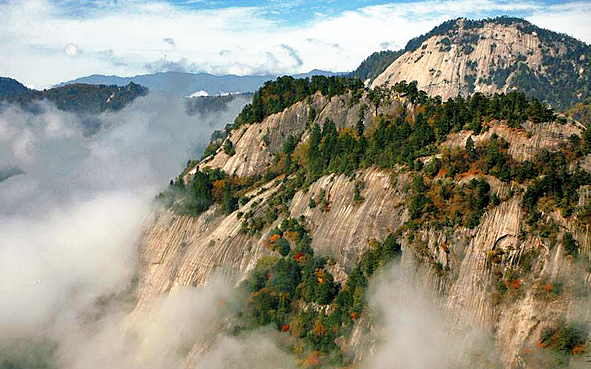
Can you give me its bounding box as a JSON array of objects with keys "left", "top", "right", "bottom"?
[
  {"left": 10, "top": 16, "right": 585, "bottom": 369},
  {"left": 137, "top": 60, "right": 591, "bottom": 367},
  {"left": 61, "top": 69, "right": 344, "bottom": 97},
  {"left": 184, "top": 92, "right": 253, "bottom": 117},
  {"left": 0, "top": 80, "right": 148, "bottom": 115},
  {"left": 0, "top": 77, "right": 29, "bottom": 98},
  {"left": 363, "top": 17, "right": 591, "bottom": 112}
]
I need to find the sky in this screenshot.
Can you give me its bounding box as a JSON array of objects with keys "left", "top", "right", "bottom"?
[{"left": 1, "top": 0, "right": 590, "bottom": 88}]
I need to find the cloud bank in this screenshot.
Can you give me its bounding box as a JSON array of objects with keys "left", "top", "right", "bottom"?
[
  {"left": 1, "top": 0, "right": 590, "bottom": 88},
  {"left": 0, "top": 93, "right": 249, "bottom": 368}
]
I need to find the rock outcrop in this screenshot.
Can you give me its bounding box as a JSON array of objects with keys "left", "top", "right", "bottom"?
[{"left": 371, "top": 18, "right": 590, "bottom": 106}]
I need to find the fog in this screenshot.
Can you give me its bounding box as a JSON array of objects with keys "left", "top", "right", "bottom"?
[
  {"left": 0, "top": 93, "right": 249, "bottom": 368},
  {"left": 365, "top": 261, "right": 499, "bottom": 369}
]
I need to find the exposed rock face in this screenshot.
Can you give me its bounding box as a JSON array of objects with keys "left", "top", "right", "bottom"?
[
  {"left": 443, "top": 120, "right": 583, "bottom": 161},
  {"left": 371, "top": 19, "right": 584, "bottom": 102},
  {"left": 289, "top": 168, "right": 409, "bottom": 268},
  {"left": 136, "top": 183, "right": 281, "bottom": 309},
  {"left": 189, "top": 91, "right": 397, "bottom": 178},
  {"left": 136, "top": 92, "right": 591, "bottom": 368}
]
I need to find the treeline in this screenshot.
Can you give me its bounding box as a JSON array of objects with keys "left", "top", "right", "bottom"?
[
  {"left": 233, "top": 75, "right": 364, "bottom": 128},
  {"left": 164, "top": 81, "right": 564, "bottom": 237},
  {"left": 0, "top": 77, "right": 29, "bottom": 98},
  {"left": 568, "top": 98, "right": 591, "bottom": 126},
  {"left": 185, "top": 93, "right": 252, "bottom": 117},
  {"left": 292, "top": 83, "right": 555, "bottom": 184},
  {"left": 234, "top": 217, "right": 401, "bottom": 366},
  {"left": 348, "top": 49, "right": 405, "bottom": 82},
  {"left": 424, "top": 130, "right": 591, "bottom": 228},
  {"left": 522, "top": 145, "right": 591, "bottom": 219}
]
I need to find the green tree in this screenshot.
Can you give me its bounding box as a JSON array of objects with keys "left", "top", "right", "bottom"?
[{"left": 223, "top": 139, "right": 235, "bottom": 156}]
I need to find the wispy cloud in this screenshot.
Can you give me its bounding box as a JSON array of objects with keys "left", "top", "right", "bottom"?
[
  {"left": 280, "top": 44, "right": 303, "bottom": 67},
  {"left": 0, "top": 93, "right": 252, "bottom": 367},
  {"left": 162, "top": 37, "right": 176, "bottom": 47},
  {"left": 0, "top": 0, "right": 589, "bottom": 88}
]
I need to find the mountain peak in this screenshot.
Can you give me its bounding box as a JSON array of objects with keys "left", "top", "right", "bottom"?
[{"left": 370, "top": 16, "right": 590, "bottom": 110}]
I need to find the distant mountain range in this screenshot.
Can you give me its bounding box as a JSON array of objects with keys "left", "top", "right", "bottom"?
[
  {"left": 60, "top": 69, "right": 344, "bottom": 97},
  {"left": 0, "top": 77, "right": 30, "bottom": 98}
]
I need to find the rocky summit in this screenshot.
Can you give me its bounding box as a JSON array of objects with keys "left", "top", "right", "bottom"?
[{"left": 368, "top": 17, "right": 591, "bottom": 112}]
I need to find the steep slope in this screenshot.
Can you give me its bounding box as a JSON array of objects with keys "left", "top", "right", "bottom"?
[
  {"left": 349, "top": 50, "right": 404, "bottom": 83},
  {"left": 371, "top": 17, "right": 591, "bottom": 110},
  {"left": 136, "top": 76, "right": 591, "bottom": 368}
]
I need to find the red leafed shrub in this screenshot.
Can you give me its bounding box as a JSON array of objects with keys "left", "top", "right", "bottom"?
[
  {"left": 510, "top": 279, "right": 520, "bottom": 289},
  {"left": 294, "top": 251, "right": 304, "bottom": 262}
]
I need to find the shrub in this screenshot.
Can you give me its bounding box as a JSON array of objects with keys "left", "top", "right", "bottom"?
[{"left": 223, "top": 139, "right": 236, "bottom": 156}]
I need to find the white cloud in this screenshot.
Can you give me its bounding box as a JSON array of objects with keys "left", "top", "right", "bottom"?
[
  {"left": 0, "top": 0, "right": 589, "bottom": 88},
  {"left": 527, "top": 1, "right": 591, "bottom": 43},
  {"left": 0, "top": 93, "right": 251, "bottom": 367}
]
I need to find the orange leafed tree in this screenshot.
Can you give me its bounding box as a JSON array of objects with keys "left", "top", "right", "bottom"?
[
  {"left": 305, "top": 351, "right": 320, "bottom": 367},
  {"left": 212, "top": 180, "right": 226, "bottom": 202},
  {"left": 294, "top": 251, "right": 304, "bottom": 262}
]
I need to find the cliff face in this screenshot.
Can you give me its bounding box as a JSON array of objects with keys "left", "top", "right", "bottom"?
[
  {"left": 189, "top": 91, "right": 397, "bottom": 179},
  {"left": 135, "top": 88, "right": 591, "bottom": 368},
  {"left": 371, "top": 19, "right": 590, "bottom": 107}
]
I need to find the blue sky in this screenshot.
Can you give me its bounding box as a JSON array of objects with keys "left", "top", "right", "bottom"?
[
  {"left": 59, "top": 0, "right": 588, "bottom": 25},
  {"left": 1, "top": 0, "right": 590, "bottom": 88}
]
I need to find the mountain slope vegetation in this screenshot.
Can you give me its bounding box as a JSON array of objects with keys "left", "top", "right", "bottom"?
[{"left": 150, "top": 70, "right": 591, "bottom": 367}]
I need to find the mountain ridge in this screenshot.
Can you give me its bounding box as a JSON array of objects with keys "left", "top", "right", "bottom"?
[
  {"left": 143, "top": 69, "right": 591, "bottom": 367},
  {"left": 59, "top": 69, "right": 344, "bottom": 97},
  {"left": 0, "top": 80, "right": 148, "bottom": 114}
]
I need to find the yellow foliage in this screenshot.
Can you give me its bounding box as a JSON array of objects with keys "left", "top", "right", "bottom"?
[
  {"left": 292, "top": 141, "right": 310, "bottom": 167},
  {"left": 313, "top": 320, "right": 327, "bottom": 336},
  {"left": 212, "top": 179, "right": 226, "bottom": 202}
]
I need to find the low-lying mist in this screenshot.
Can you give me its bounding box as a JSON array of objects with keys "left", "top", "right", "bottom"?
[
  {"left": 366, "top": 261, "right": 499, "bottom": 369},
  {"left": 0, "top": 93, "right": 249, "bottom": 368}
]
